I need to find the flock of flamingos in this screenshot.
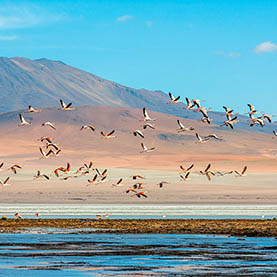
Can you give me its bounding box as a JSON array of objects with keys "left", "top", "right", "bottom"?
[{"left": 1, "top": 93, "right": 277, "bottom": 206}]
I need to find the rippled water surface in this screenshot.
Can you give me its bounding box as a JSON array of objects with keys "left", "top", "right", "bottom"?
[
  {"left": 0, "top": 232, "right": 277, "bottom": 276},
  {"left": 1, "top": 204, "right": 277, "bottom": 275}
]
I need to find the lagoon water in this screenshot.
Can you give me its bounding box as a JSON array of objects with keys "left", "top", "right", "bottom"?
[
  {"left": 0, "top": 232, "right": 277, "bottom": 275},
  {"left": 1, "top": 204, "right": 277, "bottom": 275},
  {"left": 1, "top": 203, "right": 277, "bottom": 219}
]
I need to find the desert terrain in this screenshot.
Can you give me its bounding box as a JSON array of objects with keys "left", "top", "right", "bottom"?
[{"left": 0, "top": 106, "right": 276, "bottom": 204}]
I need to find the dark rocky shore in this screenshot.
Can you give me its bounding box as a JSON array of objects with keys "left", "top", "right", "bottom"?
[{"left": 1, "top": 218, "right": 277, "bottom": 237}]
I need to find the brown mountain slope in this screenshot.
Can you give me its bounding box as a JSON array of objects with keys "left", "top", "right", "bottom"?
[
  {"left": 0, "top": 56, "right": 176, "bottom": 113},
  {"left": 0, "top": 56, "right": 275, "bottom": 135}
]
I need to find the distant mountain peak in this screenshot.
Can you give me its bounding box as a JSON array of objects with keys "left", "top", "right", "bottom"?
[
  {"left": 0, "top": 56, "right": 168, "bottom": 112},
  {"left": 0, "top": 56, "right": 193, "bottom": 121}
]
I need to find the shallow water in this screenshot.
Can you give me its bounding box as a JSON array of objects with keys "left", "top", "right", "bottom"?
[
  {"left": 0, "top": 232, "right": 277, "bottom": 276},
  {"left": 1, "top": 204, "right": 277, "bottom": 219}
]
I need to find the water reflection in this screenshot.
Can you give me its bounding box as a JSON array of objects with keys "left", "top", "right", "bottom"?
[{"left": 0, "top": 233, "right": 276, "bottom": 275}]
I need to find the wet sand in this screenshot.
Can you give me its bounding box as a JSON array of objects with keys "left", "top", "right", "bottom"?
[{"left": 1, "top": 218, "right": 277, "bottom": 237}]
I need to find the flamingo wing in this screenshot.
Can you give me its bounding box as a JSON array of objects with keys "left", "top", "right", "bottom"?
[
  {"left": 107, "top": 130, "right": 115, "bottom": 136},
  {"left": 242, "top": 166, "right": 247, "bottom": 175},
  {"left": 143, "top": 107, "right": 149, "bottom": 118},
  {"left": 205, "top": 163, "right": 211, "bottom": 172},
  {"left": 187, "top": 164, "right": 194, "bottom": 171},
  {"left": 60, "top": 99, "right": 66, "bottom": 108},
  {"left": 65, "top": 102, "right": 72, "bottom": 109}
]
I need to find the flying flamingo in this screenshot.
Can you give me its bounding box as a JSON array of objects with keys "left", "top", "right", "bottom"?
[
  {"left": 101, "top": 130, "right": 115, "bottom": 138},
  {"left": 184, "top": 97, "right": 195, "bottom": 110},
  {"left": 27, "top": 105, "right": 41, "bottom": 113},
  {"left": 141, "top": 123, "right": 155, "bottom": 129},
  {"left": 133, "top": 130, "right": 144, "bottom": 138},
  {"left": 34, "top": 170, "right": 49, "bottom": 180},
  {"left": 41, "top": 122, "right": 56, "bottom": 130},
  {"left": 81, "top": 125, "right": 95, "bottom": 131},
  {"left": 234, "top": 166, "right": 247, "bottom": 177},
  {"left": 176, "top": 120, "right": 194, "bottom": 132},
  {"left": 9, "top": 164, "right": 22, "bottom": 174},
  {"left": 39, "top": 147, "right": 56, "bottom": 159},
  {"left": 195, "top": 133, "right": 209, "bottom": 144},
  {"left": 87, "top": 174, "right": 98, "bottom": 185},
  {"left": 140, "top": 108, "right": 156, "bottom": 122},
  {"left": 180, "top": 172, "right": 191, "bottom": 181},
  {"left": 112, "top": 178, "right": 123, "bottom": 187},
  {"left": 18, "top": 114, "right": 31, "bottom": 126},
  {"left": 222, "top": 116, "right": 239, "bottom": 129},
  {"left": 59, "top": 99, "right": 76, "bottom": 111},
  {"left": 133, "top": 191, "right": 148, "bottom": 198},
  {"left": 180, "top": 164, "right": 194, "bottom": 173},
  {"left": 204, "top": 134, "right": 223, "bottom": 141},
  {"left": 167, "top": 92, "right": 183, "bottom": 104},
  {"left": 0, "top": 177, "right": 10, "bottom": 186},
  {"left": 200, "top": 163, "right": 214, "bottom": 181},
  {"left": 131, "top": 174, "right": 145, "bottom": 180},
  {"left": 140, "top": 143, "right": 155, "bottom": 153},
  {"left": 158, "top": 181, "right": 168, "bottom": 188}
]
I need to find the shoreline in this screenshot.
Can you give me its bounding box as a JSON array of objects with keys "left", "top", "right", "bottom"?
[{"left": 1, "top": 219, "right": 277, "bottom": 237}]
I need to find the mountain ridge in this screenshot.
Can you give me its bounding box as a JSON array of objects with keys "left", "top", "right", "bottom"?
[
  {"left": 0, "top": 56, "right": 276, "bottom": 134},
  {"left": 0, "top": 56, "right": 174, "bottom": 113}
]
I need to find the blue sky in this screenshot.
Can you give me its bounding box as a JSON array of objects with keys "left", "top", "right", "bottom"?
[{"left": 0, "top": 0, "right": 277, "bottom": 114}]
